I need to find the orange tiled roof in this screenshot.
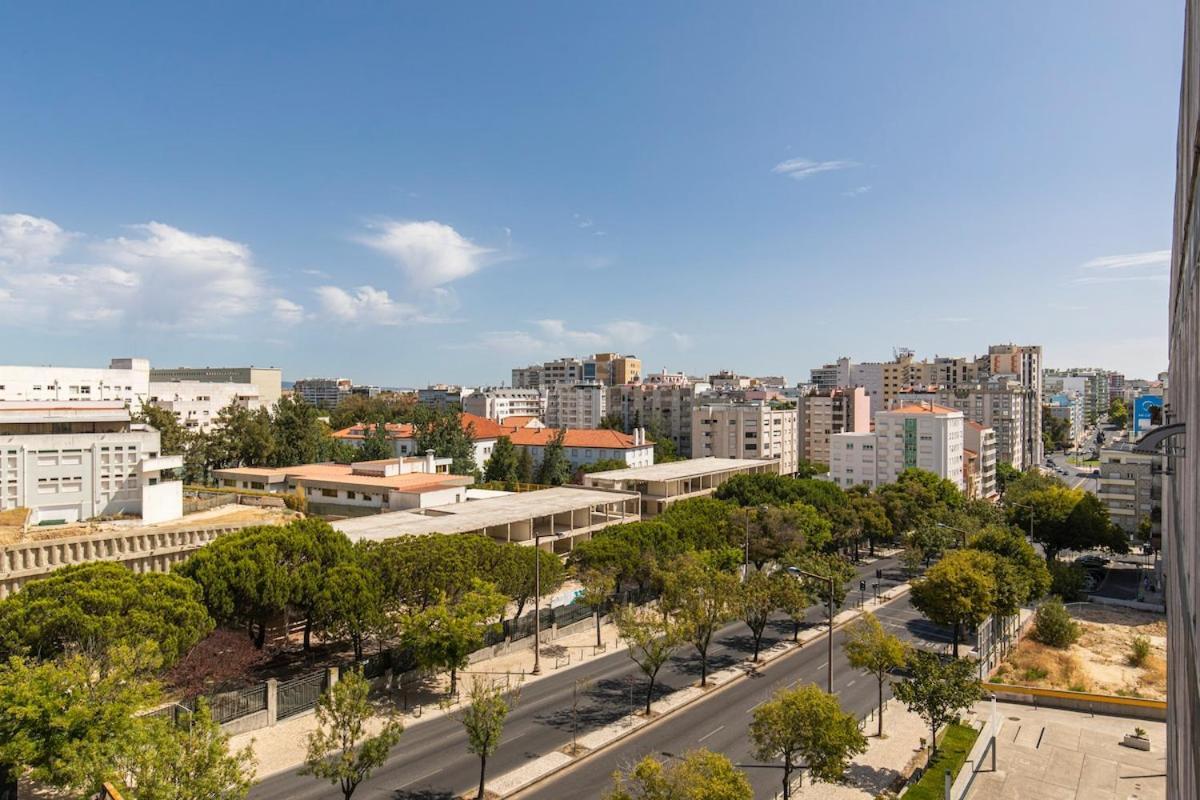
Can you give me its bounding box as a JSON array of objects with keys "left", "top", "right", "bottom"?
[
  {"left": 499, "top": 415, "right": 541, "bottom": 428},
  {"left": 964, "top": 420, "right": 989, "bottom": 432},
  {"left": 332, "top": 412, "right": 505, "bottom": 442},
  {"left": 886, "top": 403, "right": 962, "bottom": 415},
  {"left": 504, "top": 427, "right": 648, "bottom": 450}
]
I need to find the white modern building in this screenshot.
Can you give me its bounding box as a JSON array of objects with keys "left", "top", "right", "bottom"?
[
  {"left": 293, "top": 377, "right": 352, "bottom": 409},
  {"left": 692, "top": 402, "right": 798, "bottom": 475},
  {"left": 147, "top": 381, "right": 264, "bottom": 432},
  {"left": 505, "top": 427, "right": 654, "bottom": 471},
  {"left": 545, "top": 382, "right": 607, "bottom": 429},
  {"left": 149, "top": 365, "right": 283, "bottom": 407},
  {"left": 829, "top": 403, "right": 964, "bottom": 491},
  {"left": 584, "top": 456, "right": 780, "bottom": 517},
  {"left": 0, "top": 402, "right": 183, "bottom": 525},
  {"left": 461, "top": 388, "right": 546, "bottom": 422},
  {"left": 0, "top": 357, "right": 150, "bottom": 407}
]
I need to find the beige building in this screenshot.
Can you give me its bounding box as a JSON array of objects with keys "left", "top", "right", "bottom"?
[
  {"left": 1097, "top": 443, "right": 1161, "bottom": 536},
  {"left": 607, "top": 381, "right": 706, "bottom": 457},
  {"left": 692, "top": 402, "right": 798, "bottom": 475},
  {"left": 963, "top": 420, "right": 998, "bottom": 500},
  {"left": 584, "top": 456, "right": 780, "bottom": 517},
  {"left": 932, "top": 379, "right": 1027, "bottom": 469},
  {"left": 796, "top": 387, "right": 869, "bottom": 466},
  {"left": 590, "top": 353, "right": 642, "bottom": 385},
  {"left": 545, "top": 382, "right": 607, "bottom": 429}
]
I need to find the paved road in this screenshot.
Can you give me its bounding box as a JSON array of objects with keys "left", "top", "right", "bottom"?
[
  {"left": 249, "top": 555, "right": 938, "bottom": 800},
  {"left": 516, "top": 593, "right": 941, "bottom": 800}
]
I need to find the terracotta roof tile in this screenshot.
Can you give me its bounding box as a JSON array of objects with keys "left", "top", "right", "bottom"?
[{"left": 504, "top": 427, "right": 648, "bottom": 450}]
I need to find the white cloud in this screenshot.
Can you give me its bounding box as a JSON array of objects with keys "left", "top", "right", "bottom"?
[
  {"left": 1081, "top": 250, "right": 1170, "bottom": 270},
  {"left": 0, "top": 213, "right": 71, "bottom": 264},
  {"left": 357, "top": 219, "right": 493, "bottom": 289},
  {"left": 772, "top": 158, "right": 858, "bottom": 181},
  {"left": 273, "top": 298, "right": 305, "bottom": 325},
  {"left": 572, "top": 213, "right": 594, "bottom": 229},
  {"left": 315, "top": 285, "right": 421, "bottom": 326},
  {"left": 670, "top": 331, "right": 694, "bottom": 350},
  {"left": 0, "top": 213, "right": 304, "bottom": 332},
  {"left": 842, "top": 185, "right": 871, "bottom": 197},
  {"left": 466, "top": 318, "right": 681, "bottom": 358},
  {"left": 1072, "top": 274, "right": 1169, "bottom": 285}
]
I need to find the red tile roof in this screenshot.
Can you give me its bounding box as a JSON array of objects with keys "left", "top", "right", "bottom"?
[
  {"left": 886, "top": 403, "right": 962, "bottom": 415},
  {"left": 331, "top": 412, "right": 506, "bottom": 442},
  {"left": 504, "top": 427, "right": 647, "bottom": 450}
]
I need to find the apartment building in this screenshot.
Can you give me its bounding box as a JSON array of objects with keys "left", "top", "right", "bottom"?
[
  {"left": 0, "top": 357, "right": 151, "bottom": 407},
  {"left": 1165, "top": 8, "right": 1200, "bottom": 790},
  {"left": 796, "top": 387, "right": 869, "bottom": 466},
  {"left": 147, "top": 381, "right": 264, "bottom": 432},
  {"left": 988, "top": 343, "right": 1044, "bottom": 466},
  {"left": 963, "top": 420, "right": 998, "bottom": 500},
  {"left": 545, "top": 382, "right": 607, "bottom": 429},
  {"left": 416, "top": 384, "right": 472, "bottom": 407},
  {"left": 830, "top": 403, "right": 964, "bottom": 491},
  {"left": 149, "top": 365, "right": 282, "bottom": 406},
  {"left": 293, "top": 377, "right": 352, "bottom": 409},
  {"left": 1045, "top": 393, "right": 1086, "bottom": 446},
  {"left": 692, "top": 402, "right": 798, "bottom": 475},
  {"left": 511, "top": 353, "right": 641, "bottom": 390},
  {"left": 589, "top": 353, "right": 642, "bottom": 385},
  {"left": 1044, "top": 369, "right": 1110, "bottom": 423},
  {"left": 0, "top": 402, "right": 183, "bottom": 525},
  {"left": 584, "top": 456, "right": 780, "bottom": 517},
  {"left": 1097, "top": 443, "right": 1161, "bottom": 536},
  {"left": 461, "top": 388, "right": 546, "bottom": 422},
  {"left": 932, "top": 379, "right": 1026, "bottom": 469},
  {"left": 607, "top": 381, "right": 705, "bottom": 457},
  {"left": 810, "top": 357, "right": 851, "bottom": 391},
  {"left": 214, "top": 454, "right": 470, "bottom": 517}
]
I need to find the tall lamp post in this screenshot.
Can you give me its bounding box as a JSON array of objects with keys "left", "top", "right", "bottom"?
[
  {"left": 532, "top": 533, "right": 544, "bottom": 675},
  {"left": 935, "top": 522, "right": 970, "bottom": 548},
  {"left": 789, "top": 567, "right": 835, "bottom": 694}
]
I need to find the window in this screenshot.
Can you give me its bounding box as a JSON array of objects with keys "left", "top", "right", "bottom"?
[
  {"left": 347, "top": 491, "right": 357, "bottom": 500},
  {"left": 321, "top": 488, "right": 338, "bottom": 498}
]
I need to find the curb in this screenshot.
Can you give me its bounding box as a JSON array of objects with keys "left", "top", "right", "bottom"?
[{"left": 497, "top": 583, "right": 913, "bottom": 799}]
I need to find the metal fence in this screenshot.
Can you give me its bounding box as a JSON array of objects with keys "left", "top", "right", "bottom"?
[
  {"left": 277, "top": 670, "right": 328, "bottom": 720},
  {"left": 208, "top": 684, "right": 269, "bottom": 724}
]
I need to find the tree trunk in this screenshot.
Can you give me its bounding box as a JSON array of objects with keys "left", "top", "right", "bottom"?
[
  {"left": 930, "top": 721, "right": 939, "bottom": 758},
  {"left": 869, "top": 537, "right": 876, "bottom": 557},
  {"left": 450, "top": 666, "right": 458, "bottom": 696},
  {"left": 476, "top": 755, "right": 487, "bottom": 800},
  {"left": 645, "top": 677, "right": 655, "bottom": 714},
  {"left": 953, "top": 623, "right": 960, "bottom": 658},
  {"left": 877, "top": 675, "right": 884, "bottom": 737},
  {"left": 352, "top": 634, "right": 363, "bottom": 661},
  {"left": 782, "top": 761, "right": 792, "bottom": 800},
  {"left": 594, "top": 612, "right": 602, "bottom": 648},
  {"left": 752, "top": 632, "right": 762, "bottom": 662},
  {"left": 303, "top": 616, "right": 312, "bottom": 651},
  {"left": 1, "top": 763, "right": 17, "bottom": 800},
  {"left": 255, "top": 619, "right": 267, "bottom": 649},
  {"left": 793, "top": 619, "right": 801, "bottom": 642},
  {"left": 700, "top": 650, "right": 709, "bottom": 686}
]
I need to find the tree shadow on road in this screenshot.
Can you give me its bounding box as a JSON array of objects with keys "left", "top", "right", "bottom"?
[
  {"left": 391, "top": 788, "right": 457, "bottom": 800},
  {"left": 841, "top": 762, "right": 903, "bottom": 794},
  {"left": 532, "top": 675, "right": 670, "bottom": 732}
]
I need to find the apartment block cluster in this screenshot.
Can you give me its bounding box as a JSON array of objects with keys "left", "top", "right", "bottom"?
[{"left": 0, "top": 358, "right": 283, "bottom": 525}]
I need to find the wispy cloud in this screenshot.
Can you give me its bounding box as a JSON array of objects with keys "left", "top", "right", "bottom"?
[
  {"left": 1081, "top": 250, "right": 1169, "bottom": 271},
  {"left": 356, "top": 218, "right": 495, "bottom": 290},
  {"left": 772, "top": 158, "right": 858, "bottom": 181},
  {"left": 842, "top": 185, "right": 871, "bottom": 198},
  {"left": 1072, "top": 274, "right": 1168, "bottom": 285},
  {"left": 315, "top": 285, "right": 426, "bottom": 326},
  {"left": 572, "top": 213, "right": 594, "bottom": 229},
  {"left": 461, "top": 318, "right": 684, "bottom": 358}
]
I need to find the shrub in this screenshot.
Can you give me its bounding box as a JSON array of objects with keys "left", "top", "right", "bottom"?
[
  {"left": 1048, "top": 561, "right": 1087, "bottom": 602},
  {"left": 1023, "top": 666, "right": 1049, "bottom": 681},
  {"left": 1128, "top": 635, "right": 1152, "bottom": 667},
  {"left": 1032, "top": 598, "right": 1081, "bottom": 648}
]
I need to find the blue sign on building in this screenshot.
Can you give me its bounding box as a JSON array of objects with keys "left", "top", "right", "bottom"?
[{"left": 1133, "top": 395, "right": 1164, "bottom": 434}]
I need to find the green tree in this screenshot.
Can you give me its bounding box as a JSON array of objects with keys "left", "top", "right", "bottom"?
[
  {"left": 316, "top": 563, "right": 385, "bottom": 660},
  {"left": 735, "top": 503, "right": 832, "bottom": 570},
  {"left": 303, "top": 670, "right": 402, "bottom": 800},
  {"left": 120, "top": 699, "right": 256, "bottom": 800},
  {"left": 852, "top": 492, "right": 893, "bottom": 556},
  {"left": 1009, "top": 485, "right": 1127, "bottom": 563},
  {"left": 1108, "top": 398, "right": 1129, "bottom": 428},
  {"left": 213, "top": 403, "right": 275, "bottom": 467},
  {"left": 770, "top": 571, "right": 815, "bottom": 642},
  {"left": 598, "top": 413, "right": 627, "bottom": 432},
  {"left": 535, "top": 428, "right": 572, "bottom": 485},
  {"left": 0, "top": 644, "right": 160, "bottom": 797},
  {"left": 412, "top": 406, "right": 478, "bottom": 476},
  {"left": 483, "top": 435, "right": 521, "bottom": 483},
  {"left": 662, "top": 554, "right": 739, "bottom": 686},
  {"left": 401, "top": 580, "right": 505, "bottom": 695},
  {"left": 613, "top": 605, "right": 683, "bottom": 714},
  {"left": 967, "top": 526, "right": 1051, "bottom": 603},
  {"left": 282, "top": 518, "right": 355, "bottom": 651},
  {"left": 270, "top": 395, "right": 331, "bottom": 467},
  {"left": 657, "top": 497, "right": 736, "bottom": 551},
  {"left": 1031, "top": 597, "right": 1081, "bottom": 648},
  {"left": 1048, "top": 560, "right": 1087, "bottom": 601},
  {"left": 577, "top": 568, "right": 617, "bottom": 648},
  {"left": 910, "top": 549, "right": 998, "bottom": 657},
  {"left": 451, "top": 677, "right": 520, "bottom": 800},
  {"left": 843, "top": 613, "right": 907, "bottom": 737},
  {"left": 736, "top": 570, "right": 776, "bottom": 662},
  {"left": 643, "top": 414, "right": 682, "bottom": 463},
  {"left": 782, "top": 551, "right": 855, "bottom": 609},
  {"left": 516, "top": 447, "right": 535, "bottom": 483},
  {"left": 994, "top": 462, "right": 1020, "bottom": 497},
  {"left": 493, "top": 545, "right": 565, "bottom": 622},
  {"left": 0, "top": 562, "right": 212, "bottom": 668},
  {"left": 357, "top": 421, "right": 395, "bottom": 462},
  {"left": 893, "top": 651, "right": 982, "bottom": 758},
  {"left": 749, "top": 684, "right": 867, "bottom": 798},
  {"left": 605, "top": 749, "right": 752, "bottom": 800}
]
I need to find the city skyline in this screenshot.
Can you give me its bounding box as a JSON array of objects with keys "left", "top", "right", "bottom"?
[{"left": 0, "top": 2, "right": 1180, "bottom": 384}]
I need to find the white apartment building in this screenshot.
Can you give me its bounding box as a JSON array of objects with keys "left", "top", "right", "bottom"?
[
  {"left": 692, "top": 402, "right": 798, "bottom": 475},
  {"left": 461, "top": 388, "right": 546, "bottom": 422},
  {"left": 149, "top": 366, "right": 282, "bottom": 406},
  {"left": 0, "top": 357, "right": 150, "bottom": 407},
  {"left": 796, "top": 387, "right": 870, "bottom": 466},
  {"left": 545, "top": 382, "right": 607, "bottom": 429},
  {"left": 0, "top": 402, "right": 183, "bottom": 525},
  {"left": 293, "top": 378, "right": 352, "bottom": 409},
  {"left": 830, "top": 403, "right": 964, "bottom": 491},
  {"left": 147, "top": 381, "right": 264, "bottom": 432},
  {"left": 932, "top": 379, "right": 1026, "bottom": 469}
]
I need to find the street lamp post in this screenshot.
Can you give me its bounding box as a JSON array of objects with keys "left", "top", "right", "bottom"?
[
  {"left": 935, "top": 522, "right": 969, "bottom": 548},
  {"left": 532, "top": 533, "right": 543, "bottom": 675},
  {"left": 789, "top": 567, "right": 835, "bottom": 694}
]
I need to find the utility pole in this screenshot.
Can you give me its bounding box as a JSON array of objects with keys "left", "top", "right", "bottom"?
[
  {"left": 532, "top": 533, "right": 543, "bottom": 675},
  {"left": 790, "top": 567, "right": 836, "bottom": 693}
]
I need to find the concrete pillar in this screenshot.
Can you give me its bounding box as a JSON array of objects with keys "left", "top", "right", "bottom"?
[
  {"left": 326, "top": 666, "right": 340, "bottom": 689},
  {"left": 266, "top": 679, "right": 278, "bottom": 726}
]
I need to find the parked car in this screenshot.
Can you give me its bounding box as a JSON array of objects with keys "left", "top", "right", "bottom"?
[
  {"left": 1091, "top": 469, "right": 1101, "bottom": 478},
  {"left": 1076, "top": 554, "right": 1109, "bottom": 569}
]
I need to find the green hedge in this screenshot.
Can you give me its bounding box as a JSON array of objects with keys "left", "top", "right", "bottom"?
[{"left": 904, "top": 723, "right": 980, "bottom": 800}]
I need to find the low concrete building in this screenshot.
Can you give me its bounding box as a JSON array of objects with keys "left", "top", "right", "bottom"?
[
  {"left": 583, "top": 456, "right": 781, "bottom": 517},
  {"left": 0, "top": 402, "right": 182, "bottom": 525},
  {"left": 147, "top": 381, "right": 264, "bottom": 432},
  {"left": 213, "top": 454, "right": 471, "bottom": 516},
  {"left": 334, "top": 486, "right": 640, "bottom": 554}
]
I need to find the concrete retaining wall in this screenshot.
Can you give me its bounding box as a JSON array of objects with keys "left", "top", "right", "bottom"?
[{"left": 982, "top": 683, "right": 1166, "bottom": 722}]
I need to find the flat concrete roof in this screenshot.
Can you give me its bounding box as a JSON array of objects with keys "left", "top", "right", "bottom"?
[
  {"left": 584, "top": 457, "right": 780, "bottom": 483},
  {"left": 335, "top": 486, "right": 637, "bottom": 541}
]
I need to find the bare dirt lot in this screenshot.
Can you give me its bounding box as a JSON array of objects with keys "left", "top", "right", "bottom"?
[{"left": 993, "top": 602, "right": 1166, "bottom": 700}]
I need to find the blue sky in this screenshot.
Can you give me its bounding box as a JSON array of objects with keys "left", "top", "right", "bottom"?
[{"left": 0, "top": 2, "right": 1182, "bottom": 385}]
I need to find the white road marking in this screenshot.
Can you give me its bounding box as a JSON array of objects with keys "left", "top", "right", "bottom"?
[
  {"left": 396, "top": 767, "right": 441, "bottom": 789},
  {"left": 698, "top": 725, "right": 725, "bottom": 743},
  {"left": 847, "top": 679, "right": 857, "bottom": 687}
]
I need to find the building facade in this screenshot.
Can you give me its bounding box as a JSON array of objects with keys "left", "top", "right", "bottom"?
[
  {"left": 988, "top": 343, "right": 1044, "bottom": 466},
  {"left": 607, "top": 381, "right": 705, "bottom": 457},
  {"left": 829, "top": 403, "right": 964, "bottom": 491},
  {"left": 0, "top": 357, "right": 150, "bottom": 407},
  {"left": 692, "top": 402, "right": 798, "bottom": 475},
  {"left": 512, "top": 353, "right": 641, "bottom": 389},
  {"left": 934, "top": 380, "right": 1027, "bottom": 469},
  {"left": 545, "top": 382, "right": 607, "bottom": 429},
  {"left": 149, "top": 366, "right": 282, "bottom": 407},
  {"left": 1097, "top": 443, "right": 1161, "bottom": 537},
  {"left": 963, "top": 420, "right": 998, "bottom": 499},
  {"left": 796, "top": 387, "right": 870, "bottom": 466},
  {"left": 147, "top": 381, "right": 264, "bottom": 432},
  {"left": 0, "top": 403, "right": 182, "bottom": 525},
  {"left": 293, "top": 377, "right": 352, "bottom": 409},
  {"left": 461, "top": 388, "right": 546, "bottom": 422}
]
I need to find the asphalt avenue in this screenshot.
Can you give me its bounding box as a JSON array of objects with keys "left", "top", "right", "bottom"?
[{"left": 249, "top": 554, "right": 949, "bottom": 800}]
